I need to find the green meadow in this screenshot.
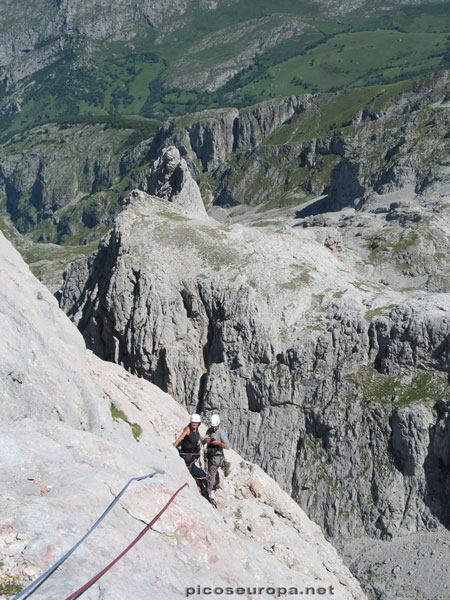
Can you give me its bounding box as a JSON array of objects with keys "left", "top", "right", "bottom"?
[{"left": 239, "top": 31, "right": 447, "bottom": 98}]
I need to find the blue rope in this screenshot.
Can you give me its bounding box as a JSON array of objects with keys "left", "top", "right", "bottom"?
[{"left": 13, "top": 470, "right": 164, "bottom": 600}]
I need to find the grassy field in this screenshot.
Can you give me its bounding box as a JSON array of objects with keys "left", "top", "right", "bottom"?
[{"left": 239, "top": 30, "right": 448, "bottom": 97}]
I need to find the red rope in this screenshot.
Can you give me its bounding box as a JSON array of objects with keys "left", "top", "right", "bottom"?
[{"left": 64, "top": 482, "right": 188, "bottom": 600}]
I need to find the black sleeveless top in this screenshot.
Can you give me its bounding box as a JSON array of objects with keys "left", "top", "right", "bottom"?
[{"left": 180, "top": 424, "right": 200, "bottom": 454}]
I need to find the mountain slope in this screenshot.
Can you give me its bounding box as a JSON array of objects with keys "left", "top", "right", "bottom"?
[
  {"left": 1, "top": 0, "right": 449, "bottom": 138},
  {"left": 0, "top": 228, "right": 366, "bottom": 599}
]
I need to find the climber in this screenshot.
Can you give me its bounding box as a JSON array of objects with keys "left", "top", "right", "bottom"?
[
  {"left": 203, "top": 414, "right": 230, "bottom": 494},
  {"left": 174, "top": 414, "right": 216, "bottom": 506},
  {"left": 174, "top": 413, "right": 203, "bottom": 466}
]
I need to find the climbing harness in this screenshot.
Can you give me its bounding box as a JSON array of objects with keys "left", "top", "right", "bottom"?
[
  {"left": 13, "top": 470, "right": 165, "bottom": 600},
  {"left": 179, "top": 451, "right": 214, "bottom": 505},
  {"left": 63, "top": 482, "right": 188, "bottom": 600}
]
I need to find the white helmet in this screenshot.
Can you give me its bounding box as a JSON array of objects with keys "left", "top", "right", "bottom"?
[
  {"left": 210, "top": 414, "right": 220, "bottom": 427},
  {"left": 190, "top": 413, "right": 201, "bottom": 423}
]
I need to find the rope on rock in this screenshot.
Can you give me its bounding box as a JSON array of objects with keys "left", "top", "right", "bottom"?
[
  {"left": 64, "top": 482, "right": 188, "bottom": 600},
  {"left": 13, "top": 470, "right": 164, "bottom": 600}
]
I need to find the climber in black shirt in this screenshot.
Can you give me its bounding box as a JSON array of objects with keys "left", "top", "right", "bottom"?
[{"left": 174, "top": 413, "right": 203, "bottom": 466}]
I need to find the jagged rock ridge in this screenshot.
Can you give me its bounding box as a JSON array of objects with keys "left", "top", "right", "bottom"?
[{"left": 154, "top": 72, "right": 450, "bottom": 215}]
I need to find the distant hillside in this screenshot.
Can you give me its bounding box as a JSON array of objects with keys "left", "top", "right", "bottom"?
[{"left": 1, "top": 0, "right": 449, "bottom": 139}]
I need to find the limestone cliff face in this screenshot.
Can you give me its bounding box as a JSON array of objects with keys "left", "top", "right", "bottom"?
[
  {"left": 58, "top": 189, "right": 450, "bottom": 544},
  {"left": 155, "top": 95, "right": 314, "bottom": 172},
  {"left": 1, "top": 230, "right": 366, "bottom": 599},
  {"left": 154, "top": 72, "right": 450, "bottom": 214},
  {"left": 0, "top": 0, "right": 189, "bottom": 68}
]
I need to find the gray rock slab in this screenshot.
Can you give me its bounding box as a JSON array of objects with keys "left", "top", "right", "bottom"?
[{"left": 338, "top": 529, "right": 450, "bottom": 600}]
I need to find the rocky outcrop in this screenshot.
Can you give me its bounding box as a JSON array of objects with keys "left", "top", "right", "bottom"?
[
  {"left": 2, "top": 75, "right": 448, "bottom": 294},
  {"left": 0, "top": 130, "right": 209, "bottom": 244},
  {"left": 369, "top": 299, "right": 450, "bottom": 375},
  {"left": 0, "top": 0, "right": 189, "bottom": 67},
  {"left": 58, "top": 190, "right": 450, "bottom": 548},
  {"left": 0, "top": 233, "right": 366, "bottom": 599},
  {"left": 143, "top": 146, "right": 207, "bottom": 216}
]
